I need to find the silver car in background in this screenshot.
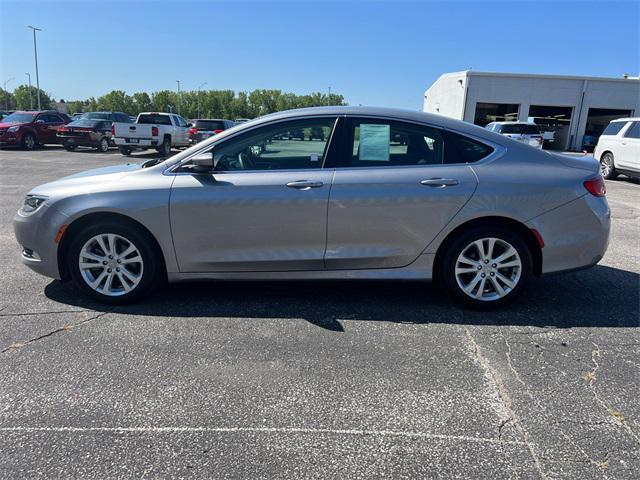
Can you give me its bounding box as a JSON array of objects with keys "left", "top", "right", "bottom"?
[{"left": 14, "top": 107, "right": 610, "bottom": 309}]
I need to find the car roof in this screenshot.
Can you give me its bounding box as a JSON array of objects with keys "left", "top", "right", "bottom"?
[
  {"left": 610, "top": 117, "right": 640, "bottom": 122},
  {"left": 489, "top": 121, "right": 535, "bottom": 125},
  {"left": 256, "top": 106, "right": 498, "bottom": 140}
]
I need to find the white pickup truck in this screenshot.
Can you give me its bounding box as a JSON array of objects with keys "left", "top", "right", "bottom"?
[{"left": 112, "top": 112, "right": 191, "bottom": 156}]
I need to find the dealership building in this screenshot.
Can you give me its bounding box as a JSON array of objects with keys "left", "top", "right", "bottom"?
[{"left": 423, "top": 71, "right": 640, "bottom": 151}]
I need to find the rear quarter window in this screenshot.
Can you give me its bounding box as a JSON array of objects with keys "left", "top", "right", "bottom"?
[
  {"left": 443, "top": 131, "right": 494, "bottom": 164},
  {"left": 602, "top": 121, "right": 629, "bottom": 136}
]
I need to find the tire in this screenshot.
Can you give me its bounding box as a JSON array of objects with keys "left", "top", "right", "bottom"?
[
  {"left": 64, "top": 144, "right": 77, "bottom": 152},
  {"left": 68, "top": 221, "right": 162, "bottom": 304},
  {"left": 97, "top": 137, "right": 109, "bottom": 152},
  {"left": 440, "top": 226, "right": 533, "bottom": 310},
  {"left": 119, "top": 146, "right": 131, "bottom": 156},
  {"left": 600, "top": 152, "right": 618, "bottom": 180},
  {"left": 158, "top": 137, "right": 171, "bottom": 157},
  {"left": 22, "top": 133, "right": 36, "bottom": 150}
]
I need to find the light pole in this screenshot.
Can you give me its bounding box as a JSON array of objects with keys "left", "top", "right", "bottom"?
[
  {"left": 27, "top": 26, "right": 42, "bottom": 110},
  {"left": 3, "top": 77, "right": 14, "bottom": 111},
  {"left": 25, "top": 73, "right": 32, "bottom": 109},
  {"left": 176, "top": 80, "right": 181, "bottom": 115},
  {"left": 197, "top": 82, "right": 207, "bottom": 119},
  {"left": 327, "top": 86, "right": 331, "bottom": 106}
]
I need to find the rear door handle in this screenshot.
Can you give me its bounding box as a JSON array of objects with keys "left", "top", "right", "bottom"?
[
  {"left": 286, "top": 180, "right": 324, "bottom": 190},
  {"left": 420, "top": 178, "right": 459, "bottom": 187}
]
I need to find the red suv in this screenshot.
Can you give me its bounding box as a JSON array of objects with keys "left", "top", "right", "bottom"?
[{"left": 0, "top": 111, "right": 71, "bottom": 150}]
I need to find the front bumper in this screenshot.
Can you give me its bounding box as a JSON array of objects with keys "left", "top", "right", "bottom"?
[
  {"left": 13, "top": 205, "right": 69, "bottom": 280},
  {"left": 527, "top": 193, "right": 610, "bottom": 274}
]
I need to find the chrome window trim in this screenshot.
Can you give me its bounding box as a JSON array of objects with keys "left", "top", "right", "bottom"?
[{"left": 164, "top": 113, "right": 506, "bottom": 176}]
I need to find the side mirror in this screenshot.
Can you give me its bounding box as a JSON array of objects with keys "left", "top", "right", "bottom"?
[
  {"left": 190, "top": 152, "right": 215, "bottom": 173},
  {"left": 35, "top": 119, "right": 45, "bottom": 124}
]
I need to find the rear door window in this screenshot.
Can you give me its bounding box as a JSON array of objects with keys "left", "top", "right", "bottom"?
[
  {"left": 602, "top": 121, "right": 628, "bottom": 136},
  {"left": 623, "top": 122, "right": 640, "bottom": 139},
  {"left": 343, "top": 118, "right": 443, "bottom": 167}
]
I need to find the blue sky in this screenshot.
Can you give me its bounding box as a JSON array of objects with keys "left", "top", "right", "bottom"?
[{"left": 1, "top": 0, "right": 638, "bottom": 109}]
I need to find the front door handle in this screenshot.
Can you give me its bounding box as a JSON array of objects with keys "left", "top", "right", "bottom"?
[
  {"left": 420, "top": 178, "right": 459, "bottom": 187},
  {"left": 286, "top": 180, "right": 324, "bottom": 190}
]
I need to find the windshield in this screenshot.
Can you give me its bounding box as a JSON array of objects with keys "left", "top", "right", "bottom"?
[
  {"left": 195, "top": 120, "right": 225, "bottom": 130},
  {"left": 68, "top": 119, "right": 101, "bottom": 128},
  {"left": 2, "top": 112, "right": 36, "bottom": 123},
  {"left": 500, "top": 124, "right": 540, "bottom": 134},
  {"left": 81, "top": 112, "right": 111, "bottom": 120}
]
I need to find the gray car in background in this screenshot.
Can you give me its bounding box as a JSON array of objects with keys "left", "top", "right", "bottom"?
[{"left": 14, "top": 106, "right": 610, "bottom": 309}]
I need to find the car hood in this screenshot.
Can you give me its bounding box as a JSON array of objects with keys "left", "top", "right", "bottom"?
[
  {"left": 30, "top": 163, "right": 142, "bottom": 197},
  {"left": 0, "top": 121, "right": 28, "bottom": 128}
]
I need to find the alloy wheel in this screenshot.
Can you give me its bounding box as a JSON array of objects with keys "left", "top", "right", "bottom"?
[
  {"left": 600, "top": 155, "right": 612, "bottom": 177},
  {"left": 24, "top": 135, "right": 35, "bottom": 150},
  {"left": 78, "top": 233, "right": 144, "bottom": 296},
  {"left": 455, "top": 237, "right": 522, "bottom": 302}
]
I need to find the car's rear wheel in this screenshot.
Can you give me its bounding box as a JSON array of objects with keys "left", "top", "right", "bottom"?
[
  {"left": 118, "top": 146, "right": 131, "bottom": 156},
  {"left": 158, "top": 137, "right": 171, "bottom": 157},
  {"left": 68, "top": 222, "right": 161, "bottom": 304},
  {"left": 22, "top": 133, "right": 36, "bottom": 150},
  {"left": 97, "top": 137, "right": 109, "bottom": 152},
  {"left": 600, "top": 152, "right": 618, "bottom": 180},
  {"left": 441, "top": 227, "right": 532, "bottom": 309},
  {"left": 64, "top": 143, "right": 77, "bottom": 152}
]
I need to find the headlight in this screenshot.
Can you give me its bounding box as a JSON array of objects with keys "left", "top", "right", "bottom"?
[
  {"left": 20, "top": 195, "right": 48, "bottom": 215},
  {"left": 7, "top": 126, "right": 20, "bottom": 133}
]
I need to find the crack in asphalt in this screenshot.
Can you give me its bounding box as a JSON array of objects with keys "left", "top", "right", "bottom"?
[
  {"left": 1, "top": 311, "right": 110, "bottom": 353},
  {"left": 586, "top": 342, "right": 640, "bottom": 446},
  {"left": 463, "top": 327, "right": 547, "bottom": 479},
  {"left": 500, "top": 334, "right": 614, "bottom": 476}
]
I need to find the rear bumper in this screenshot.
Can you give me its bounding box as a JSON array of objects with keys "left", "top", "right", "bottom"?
[
  {"left": 58, "top": 135, "right": 100, "bottom": 148},
  {"left": 114, "top": 138, "right": 158, "bottom": 148},
  {"left": 527, "top": 194, "right": 610, "bottom": 275}
]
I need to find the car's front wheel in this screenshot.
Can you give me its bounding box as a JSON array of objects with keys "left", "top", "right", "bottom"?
[
  {"left": 600, "top": 152, "right": 618, "bottom": 180},
  {"left": 22, "top": 133, "right": 36, "bottom": 150},
  {"left": 441, "top": 227, "right": 532, "bottom": 309},
  {"left": 68, "top": 222, "right": 161, "bottom": 304}
]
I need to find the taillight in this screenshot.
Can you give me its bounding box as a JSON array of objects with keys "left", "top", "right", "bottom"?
[
  {"left": 111, "top": 124, "right": 115, "bottom": 135},
  {"left": 58, "top": 126, "right": 67, "bottom": 132},
  {"left": 584, "top": 176, "right": 606, "bottom": 197},
  {"left": 188, "top": 128, "right": 198, "bottom": 135},
  {"left": 213, "top": 129, "right": 223, "bottom": 134},
  {"left": 151, "top": 126, "right": 158, "bottom": 137}
]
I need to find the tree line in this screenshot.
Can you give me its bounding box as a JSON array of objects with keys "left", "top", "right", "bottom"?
[{"left": 1, "top": 86, "right": 346, "bottom": 119}]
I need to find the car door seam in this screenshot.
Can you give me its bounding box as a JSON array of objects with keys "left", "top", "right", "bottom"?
[
  {"left": 322, "top": 169, "right": 336, "bottom": 269},
  {"left": 166, "top": 175, "right": 182, "bottom": 273}
]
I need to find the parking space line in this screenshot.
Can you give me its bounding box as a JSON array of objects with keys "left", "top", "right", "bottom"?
[{"left": 0, "top": 426, "right": 530, "bottom": 446}]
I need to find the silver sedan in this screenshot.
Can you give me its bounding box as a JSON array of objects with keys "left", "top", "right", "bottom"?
[{"left": 14, "top": 107, "right": 610, "bottom": 309}]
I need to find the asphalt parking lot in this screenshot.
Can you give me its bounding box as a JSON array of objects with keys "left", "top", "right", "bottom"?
[{"left": 0, "top": 146, "right": 638, "bottom": 479}]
